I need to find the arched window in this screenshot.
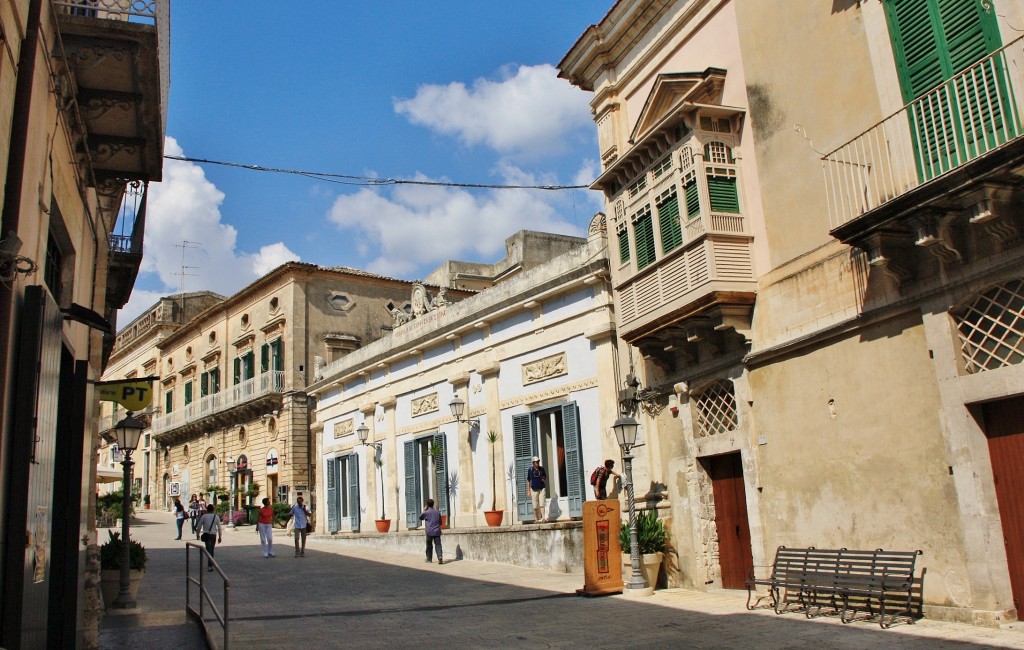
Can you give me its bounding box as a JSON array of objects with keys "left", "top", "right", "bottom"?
[
  {"left": 954, "top": 279, "right": 1024, "bottom": 374},
  {"left": 207, "top": 455, "right": 217, "bottom": 488}
]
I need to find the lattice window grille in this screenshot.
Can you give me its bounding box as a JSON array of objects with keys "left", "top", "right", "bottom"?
[
  {"left": 706, "top": 141, "right": 732, "bottom": 165},
  {"left": 694, "top": 380, "right": 738, "bottom": 437},
  {"left": 955, "top": 279, "right": 1024, "bottom": 374},
  {"left": 680, "top": 146, "right": 694, "bottom": 171}
]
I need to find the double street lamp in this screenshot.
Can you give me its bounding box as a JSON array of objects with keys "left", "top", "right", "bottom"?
[
  {"left": 111, "top": 412, "right": 144, "bottom": 609},
  {"left": 612, "top": 415, "right": 649, "bottom": 594}
]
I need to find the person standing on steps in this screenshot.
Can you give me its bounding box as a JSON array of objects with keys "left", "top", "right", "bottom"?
[
  {"left": 196, "top": 504, "right": 222, "bottom": 571},
  {"left": 420, "top": 499, "right": 444, "bottom": 564},
  {"left": 525, "top": 456, "right": 547, "bottom": 522},
  {"left": 257, "top": 497, "right": 275, "bottom": 558},
  {"left": 287, "top": 496, "right": 311, "bottom": 557}
]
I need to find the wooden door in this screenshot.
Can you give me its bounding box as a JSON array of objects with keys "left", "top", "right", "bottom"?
[
  {"left": 707, "top": 452, "right": 754, "bottom": 589},
  {"left": 984, "top": 396, "right": 1024, "bottom": 611}
]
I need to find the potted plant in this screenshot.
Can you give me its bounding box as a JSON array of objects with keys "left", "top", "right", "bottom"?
[
  {"left": 484, "top": 430, "right": 503, "bottom": 526},
  {"left": 373, "top": 456, "right": 391, "bottom": 533},
  {"left": 272, "top": 502, "right": 291, "bottom": 528},
  {"left": 143, "top": 494, "right": 151, "bottom": 510},
  {"left": 99, "top": 530, "right": 147, "bottom": 608},
  {"left": 619, "top": 509, "right": 668, "bottom": 590}
]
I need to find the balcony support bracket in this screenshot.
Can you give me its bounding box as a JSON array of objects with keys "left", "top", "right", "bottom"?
[{"left": 912, "top": 208, "right": 962, "bottom": 265}]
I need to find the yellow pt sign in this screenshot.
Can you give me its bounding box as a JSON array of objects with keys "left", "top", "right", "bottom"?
[{"left": 96, "top": 378, "right": 156, "bottom": 411}]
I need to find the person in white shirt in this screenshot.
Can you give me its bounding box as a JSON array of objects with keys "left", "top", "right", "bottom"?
[
  {"left": 196, "top": 504, "right": 222, "bottom": 571},
  {"left": 288, "top": 496, "right": 311, "bottom": 557}
]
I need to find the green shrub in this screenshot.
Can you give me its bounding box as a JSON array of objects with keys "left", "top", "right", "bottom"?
[
  {"left": 99, "top": 530, "right": 147, "bottom": 571},
  {"left": 97, "top": 490, "right": 134, "bottom": 521},
  {"left": 272, "top": 502, "right": 290, "bottom": 527},
  {"left": 619, "top": 509, "right": 668, "bottom": 555},
  {"left": 214, "top": 501, "right": 229, "bottom": 516}
]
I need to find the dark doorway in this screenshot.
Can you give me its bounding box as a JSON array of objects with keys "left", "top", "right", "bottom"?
[
  {"left": 983, "top": 396, "right": 1024, "bottom": 611},
  {"left": 706, "top": 452, "right": 754, "bottom": 589}
]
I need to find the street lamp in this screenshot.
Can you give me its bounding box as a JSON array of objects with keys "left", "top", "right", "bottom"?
[
  {"left": 227, "top": 457, "right": 236, "bottom": 529},
  {"left": 356, "top": 423, "right": 387, "bottom": 523},
  {"left": 613, "top": 415, "right": 649, "bottom": 594},
  {"left": 111, "top": 412, "right": 144, "bottom": 609},
  {"left": 448, "top": 397, "right": 479, "bottom": 429}
]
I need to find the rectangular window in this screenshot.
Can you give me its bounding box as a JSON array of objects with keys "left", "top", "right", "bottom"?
[
  {"left": 657, "top": 187, "right": 683, "bottom": 253},
  {"left": 707, "top": 176, "right": 740, "bottom": 213},
  {"left": 632, "top": 205, "right": 656, "bottom": 270},
  {"left": 209, "top": 368, "right": 220, "bottom": 394},
  {"left": 513, "top": 402, "right": 584, "bottom": 520},
  {"left": 184, "top": 381, "right": 193, "bottom": 406},
  {"left": 617, "top": 228, "right": 631, "bottom": 265},
  {"left": 651, "top": 155, "right": 673, "bottom": 179},
  {"left": 235, "top": 351, "right": 255, "bottom": 384},
  {"left": 627, "top": 176, "right": 647, "bottom": 199},
  {"left": 271, "top": 338, "right": 284, "bottom": 372},
  {"left": 164, "top": 389, "right": 173, "bottom": 414},
  {"left": 44, "top": 232, "right": 64, "bottom": 303},
  {"left": 200, "top": 372, "right": 208, "bottom": 397},
  {"left": 404, "top": 433, "right": 448, "bottom": 528}
]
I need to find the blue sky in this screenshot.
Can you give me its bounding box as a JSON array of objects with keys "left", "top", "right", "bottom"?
[{"left": 122, "top": 2, "right": 608, "bottom": 323}]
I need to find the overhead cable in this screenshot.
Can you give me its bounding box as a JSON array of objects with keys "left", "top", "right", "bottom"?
[{"left": 163, "top": 155, "right": 591, "bottom": 191}]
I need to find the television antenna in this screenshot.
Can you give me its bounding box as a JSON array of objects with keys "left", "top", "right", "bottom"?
[{"left": 172, "top": 240, "right": 202, "bottom": 316}]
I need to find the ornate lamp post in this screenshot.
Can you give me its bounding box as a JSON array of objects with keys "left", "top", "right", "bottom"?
[
  {"left": 356, "top": 423, "right": 386, "bottom": 522},
  {"left": 227, "top": 457, "right": 236, "bottom": 529},
  {"left": 112, "top": 412, "right": 144, "bottom": 609},
  {"left": 612, "top": 415, "right": 649, "bottom": 594}
]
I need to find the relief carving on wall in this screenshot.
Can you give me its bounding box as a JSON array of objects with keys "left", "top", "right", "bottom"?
[
  {"left": 522, "top": 352, "right": 567, "bottom": 385},
  {"left": 411, "top": 393, "right": 438, "bottom": 417},
  {"left": 333, "top": 419, "right": 354, "bottom": 439},
  {"left": 388, "top": 282, "right": 450, "bottom": 329}
]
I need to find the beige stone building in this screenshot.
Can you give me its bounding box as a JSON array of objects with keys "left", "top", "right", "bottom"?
[
  {"left": 560, "top": 0, "right": 1024, "bottom": 625},
  {"left": 0, "top": 1, "right": 168, "bottom": 646},
  {"left": 101, "top": 263, "right": 467, "bottom": 519},
  {"left": 308, "top": 229, "right": 618, "bottom": 571}
]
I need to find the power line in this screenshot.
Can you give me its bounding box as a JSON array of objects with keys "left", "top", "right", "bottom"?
[{"left": 163, "top": 154, "right": 592, "bottom": 191}]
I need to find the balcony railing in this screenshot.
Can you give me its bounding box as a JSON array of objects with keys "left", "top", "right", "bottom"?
[
  {"left": 52, "top": 0, "right": 158, "bottom": 23},
  {"left": 151, "top": 371, "right": 286, "bottom": 435},
  {"left": 824, "top": 35, "right": 1024, "bottom": 230}
]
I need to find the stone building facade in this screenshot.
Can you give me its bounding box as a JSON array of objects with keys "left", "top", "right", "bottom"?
[{"left": 560, "top": 0, "right": 1024, "bottom": 626}]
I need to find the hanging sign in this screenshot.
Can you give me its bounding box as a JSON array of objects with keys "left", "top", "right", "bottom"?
[{"left": 96, "top": 377, "right": 158, "bottom": 411}]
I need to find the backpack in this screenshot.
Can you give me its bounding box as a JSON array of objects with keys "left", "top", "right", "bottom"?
[{"left": 589, "top": 467, "right": 602, "bottom": 486}]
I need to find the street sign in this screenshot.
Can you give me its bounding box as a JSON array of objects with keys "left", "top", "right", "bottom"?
[{"left": 96, "top": 377, "right": 158, "bottom": 411}]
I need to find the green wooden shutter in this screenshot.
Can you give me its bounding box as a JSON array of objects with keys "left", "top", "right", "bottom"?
[
  {"left": 513, "top": 413, "right": 535, "bottom": 521},
  {"left": 561, "top": 402, "right": 585, "bottom": 517},
  {"left": 243, "top": 351, "right": 254, "bottom": 380},
  {"left": 404, "top": 441, "right": 419, "bottom": 528},
  {"left": 260, "top": 343, "right": 269, "bottom": 374},
  {"left": 164, "top": 389, "right": 172, "bottom": 414},
  {"left": 200, "top": 372, "right": 209, "bottom": 397},
  {"left": 326, "top": 457, "right": 339, "bottom": 532},
  {"left": 707, "top": 176, "right": 740, "bottom": 213},
  {"left": 348, "top": 454, "right": 360, "bottom": 531},
  {"left": 617, "top": 229, "right": 630, "bottom": 264},
  {"left": 657, "top": 189, "right": 683, "bottom": 253},
  {"left": 634, "top": 208, "right": 656, "bottom": 270},
  {"left": 433, "top": 433, "right": 448, "bottom": 518},
  {"left": 271, "top": 338, "right": 284, "bottom": 372},
  {"left": 184, "top": 381, "right": 193, "bottom": 406},
  {"left": 233, "top": 357, "right": 241, "bottom": 385},
  {"left": 684, "top": 178, "right": 700, "bottom": 219},
  {"left": 210, "top": 368, "right": 220, "bottom": 394}
]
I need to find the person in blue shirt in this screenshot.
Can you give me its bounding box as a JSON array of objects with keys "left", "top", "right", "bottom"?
[
  {"left": 419, "top": 499, "right": 444, "bottom": 564},
  {"left": 288, "top": 496, "right": 311, "bottom": 557},
  {"left": 526, "top": 456, "right": 547, "bottom": 522}
]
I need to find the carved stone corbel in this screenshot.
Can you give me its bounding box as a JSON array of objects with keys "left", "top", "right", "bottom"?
[
  {"left": 912, "top": 208, "right": 962, "bottom": 264},
  {"left": 861, "top": 230, "right": 913, "bottom": 287}
]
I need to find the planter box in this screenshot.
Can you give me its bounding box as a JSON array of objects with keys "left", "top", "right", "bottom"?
[{"left": 100, "top": 569, "right": 144, "bottom": 608}]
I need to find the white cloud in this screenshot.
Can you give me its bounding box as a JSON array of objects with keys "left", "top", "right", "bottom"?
[
  {"left": 328, "top": 174, "right": 581, "bottom": 278},
  {"left": 394, "top": 64, "right": 593, "bottom": 160},
  {"left": 117, "top": 137, "right": 299, "bottom": 324}
]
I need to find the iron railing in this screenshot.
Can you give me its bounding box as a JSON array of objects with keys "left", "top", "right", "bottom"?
[
  {"left": 52, "top": 0, "right": 158, "bottom": 22},
  {"left": 824, "top": 35, "right": 1024, "bottom": 230},
  {"left": 186, "top": 542, "right": 230, "bottom": 649},
  {"left": 151, "top": 371, "right": 286, "bottom": 434}
]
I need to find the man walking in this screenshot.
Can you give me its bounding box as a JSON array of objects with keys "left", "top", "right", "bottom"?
[
  {"left": 288, "top": 496, "right": 311, "bottom": 557},
  {"left": 196, "top": 504, "right": 222, "bottom": 571},
  {"left": 526, "top": 456, "right": 547, "bottom": 522},
  {"left": 420, "top": 499, "right": 444, "bottom": 564}
]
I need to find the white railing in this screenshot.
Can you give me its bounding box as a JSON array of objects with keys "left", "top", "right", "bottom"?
[
  {"left": 151, "top": 371, "right": 286, "bottom": 434},
  {"left": 52, "top": 0, "right": 158, "bottom": 22},
  {"left": 824, "top": 35, "right": 1024, "bottom": 230}
]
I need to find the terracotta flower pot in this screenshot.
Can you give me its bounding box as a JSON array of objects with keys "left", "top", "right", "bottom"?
[
  {"left": 484, "top": 510, "right": 504, "bottom": 527},
  {"left": 375, "top": 519, "right": 391, "bottom": 533},
  {"left": 100, "top": 569, "right": 144, "bottom": 608}
]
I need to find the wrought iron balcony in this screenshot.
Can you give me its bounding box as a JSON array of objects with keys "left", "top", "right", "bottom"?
[
  {"left": 151, "top": 371, "right": 287, "bottom": 435},
  {"left": 824, "top": 36, "right": 1024, "bottom": 234}
]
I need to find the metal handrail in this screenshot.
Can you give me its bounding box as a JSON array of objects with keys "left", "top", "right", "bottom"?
[{"left": 185, "top": 541, "right": 230, "bottom": 649}]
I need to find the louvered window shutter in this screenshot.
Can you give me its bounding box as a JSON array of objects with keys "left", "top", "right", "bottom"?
[
  {"left": 657, "top": 189, "right": 682, "bottom": 253},
  {"left": 326, "top": 457, "right": 339, "bottom": 532},
  {"left": 513, "top": 413, "right": 535, "bottom": 521},
  {"left": 405, "top": 441, "right": 419, "bottom": 528},
  {"left": 562, "top": 402, "right": 585, "bottom": 517},
  {"left": 348, "top": 454, "right": 360, "bottom": 531},
  {"left": 433, "top": 433, "right": 449, "bottom": 517}
]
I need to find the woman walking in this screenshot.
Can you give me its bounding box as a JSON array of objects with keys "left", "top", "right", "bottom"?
[
  {"left": 196, "top": 504, "right": 222, "bottom": 571},
  {"left": 173, "top": 497, "right": 186, "bottom": 540},
  {"left": 257, "top": 497, "right": 275, "bottom": 558}
]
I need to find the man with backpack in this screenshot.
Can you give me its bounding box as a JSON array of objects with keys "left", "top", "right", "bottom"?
[{"left": 590, "top": 459, "right": 621, "bottom": 500}]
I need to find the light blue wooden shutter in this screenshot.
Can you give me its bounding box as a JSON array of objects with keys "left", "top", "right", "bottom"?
[
  {"left": 404, "top": 441, "right": 419, "bottom": 528},
  {"left": 433, "top": 433, "right": 448, "bottom": 517},
  {"left": 513, "top": 413, "right": 535, "bottom": 521},
  {"left": 326, "top": 457, "right": 339, "bottom": 532},
  {"left": 562, "top": 402, "right": 585, "bottom": 517},
  {"left": 348, "top": 454, "right": 360, "bottom": 531}
]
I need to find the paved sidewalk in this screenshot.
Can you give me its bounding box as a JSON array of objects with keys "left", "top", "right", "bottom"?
[{"left": 102, "top": 510, "right": 1024, "bottom": 649}]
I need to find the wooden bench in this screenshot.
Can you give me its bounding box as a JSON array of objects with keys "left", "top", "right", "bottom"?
[{"left": 745, "top": 546, "right": 922, "bottom": 628}]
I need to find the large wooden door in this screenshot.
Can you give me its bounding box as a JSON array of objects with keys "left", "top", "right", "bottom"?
[
  {"left": 707, "top": 452, "right": 754, "bottom": 589},
  {"left": 984, "top": 396, "right": 1024, "bottom": 611}
]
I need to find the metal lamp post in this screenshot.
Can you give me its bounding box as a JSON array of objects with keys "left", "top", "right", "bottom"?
[
  {"left": 227, "top": 457, "right": 236, "bottom": 529},
  {"left": 112, "top": 412, "right": 144, "bottom": 609},
  {"left": 612, "top": 415, "right": 648, "bottom": 593},
  {"left": 357, "top": 423, "right": 386, "bottom": 521}
]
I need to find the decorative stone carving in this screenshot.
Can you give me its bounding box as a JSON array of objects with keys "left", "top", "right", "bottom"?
[
  {"left": 411, "top": 393, "right": 438, "bottom": 416},
  {"left": 333, "top": 419, "right": 354, "bottom": 439},
  {"left": 388, "top": 282, "right": 452, "bottom": 329},
  {"left": 522, "top": 353, "right": 567, "bottom": 385}
]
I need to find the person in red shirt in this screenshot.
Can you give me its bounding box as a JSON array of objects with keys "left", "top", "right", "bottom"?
[{"left": 257, "top": 497, "right": 275, "bottom": 558}]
